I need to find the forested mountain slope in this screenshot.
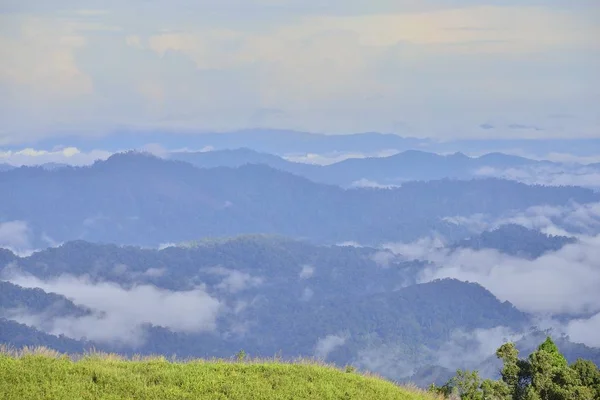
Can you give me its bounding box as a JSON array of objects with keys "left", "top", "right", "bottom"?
[{"left": 1, "top": 152, "right": 596, "bottom": 247}]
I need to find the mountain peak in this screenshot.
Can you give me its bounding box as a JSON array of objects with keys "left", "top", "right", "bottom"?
[
  {"left": 93, "top": 151, "right": 190, "bottom": 172},
  {"left": 448, "top": 151, "right": 469, "bottom": 159},
  {"left": 100, "top": 151, "right": 160, "bottom": 164}
]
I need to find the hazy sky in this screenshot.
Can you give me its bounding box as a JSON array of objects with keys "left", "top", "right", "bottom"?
[{"left": 1, "top": 0, "right": 599, "bottom": 145}]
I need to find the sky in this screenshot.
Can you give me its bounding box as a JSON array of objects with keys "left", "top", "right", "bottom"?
[{"left": 1, "top": 0, "right": 599, "bottom": 146}]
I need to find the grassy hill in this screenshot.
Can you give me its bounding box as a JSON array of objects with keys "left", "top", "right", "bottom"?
[{"left": 0, "top": 348, "right": 439, "bottom": 400}]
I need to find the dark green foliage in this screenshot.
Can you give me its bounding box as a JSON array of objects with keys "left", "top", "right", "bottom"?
[
  {"left": 235, "top": 350, "right": 247, "bottom": 362},
  {"left": 433, "top": 337, "right": 600, "bottom": 400},
  {"left": 474, "top": 331, "right": 600, "bottom": 381},
  {"left": 536, "top": 337, "right": 568, "bottom": 369},
  {"left": 429, "top": 369, "right": 508, "bottom": 400},
  {"left": 571, "top": 359, "right": 600, "bottom": 399}
]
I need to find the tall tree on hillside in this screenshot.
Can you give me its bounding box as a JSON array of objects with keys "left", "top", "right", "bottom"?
[{"left": 431, "top": 337, "right": 600, "bottom": 400}]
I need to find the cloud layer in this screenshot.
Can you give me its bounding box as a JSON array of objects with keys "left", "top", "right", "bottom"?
[
  {"left": 566, "top": 313, "right": 600, "bottom": 348},
  {"left": 476, "top": 164, "right": 600, "bottom": 190},
  {"left": 314, "top": 334, "right": 347, "bottom": 359},
  {"left": 0, "top": 221, "right": 32, "bottom": 255},
  {"left": 7, "top": 274, "right": 223, "bottom": 347},
  {"left": 377, "top": 202, "right": 600, "bottom": 349},
  {"left": 444, "top": 201, "right": 600, "bottom": 237},
  {"left": 0, "top": 147, "right": 111, "bottom": 166},
  {"left": 415, "top": 239, "right": 600, "bottom": 315},
  {"left": 1, "top": 2, "right": 598, "bottom": 144}
]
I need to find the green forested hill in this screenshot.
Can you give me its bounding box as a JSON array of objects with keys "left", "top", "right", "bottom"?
[{"left": 1, "top": 237, "right": 530, "bottom": 365}]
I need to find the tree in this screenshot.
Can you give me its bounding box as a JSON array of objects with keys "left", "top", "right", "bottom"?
[
  {"left": 536, "top": 337, "right": 568, "bottom": 369},
  {"left": 571, "top": 358, "right": 600, "bottom": 398},
  {"left": 496, "top": 342, "right": 530, "bottom": 399},
  {"left": 435, "top": 337, "right": 599, "bottom": 400},
  {"left": 429, "top": 369, "right": 509, "bottom": 399}
]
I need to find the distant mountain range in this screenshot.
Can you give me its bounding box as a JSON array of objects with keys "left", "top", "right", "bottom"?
[
  {"left": 2, "top": 147, "right": 562, "bottom": 188},
  {"left": 13, "top": 129, "right": 600, "bottom": 159},
  {"left": 1, "top": 152, "right": 597, "bottom": 247},
  {"left": 5, "top": 148, "right": 600, "bottom": 190},
  {"left": 0, "top": 162, "right": 68, "bottom": 171},
  {"left": 15, "top": 129, "right": 425, "bottom": 154},
  {"left": 170, "top": 148, "right": 556, "bottom": 187}
]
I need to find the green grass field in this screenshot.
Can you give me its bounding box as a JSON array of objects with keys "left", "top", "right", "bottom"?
[{"left": 0, "top": 348, "right": 440, "bottom": 400}]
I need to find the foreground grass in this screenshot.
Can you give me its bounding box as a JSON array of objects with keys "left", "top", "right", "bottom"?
[{"left": 0, "top": 348, "right": 439, "bottom": 400}]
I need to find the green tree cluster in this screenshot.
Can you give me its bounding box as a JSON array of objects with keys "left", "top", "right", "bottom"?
[{"left": 430, "top": 337, "right": 600, "bottom": 400}]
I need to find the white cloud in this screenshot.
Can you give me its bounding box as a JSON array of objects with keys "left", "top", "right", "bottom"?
[
  {"left": 314, "top": 334, "right": 347, "bottom": 359},
  {"left": 335, "top": 241, "right": 364, "bottom": 248},
  {"left": 299, "top": 265, "right": 315, "bottom": 279},
  {"left": 350, "top": 179, "right": 397, "bottom": 189},
  {"left": 208, "top": 267, "right": 263, "bottom": 293},
  {"left": 309, "top": 6, "right": 597, "bottom": 52},
  {"left": 370, "top": 250, "right": 396, "bottom": 267},
  {"left": 475, "top": 164, "right": 600, "bottom": 190},
  {"left": 356, "top": 341, "right": 417, "bottom": 379},
  {"left": 1, "top": 3, "right": 598, "bottom": 143},
  {"left": 283, "top": 150, "right": 400, "bottom": 165},
  {"left": 0, "top": 221, "right": 32, "bottom": 255},
  {"left": 566, "top": 313, "right": 600, "bottom": 348},
  {"left": 409, "top": 238, "right": 600, "bottom": 316},
  {"left": 400, "top": 204, "right": 600, "bottom": 328},
  {"left": 444, "top": 202, "right": 600, "bottom": 238},
  {"left": 434, "top": 326, "right": 524, "bottom": 371},
  {"left": 0, "top": 16, "right": 92, "bottom": 99},
  {"left": 0, "top": 147, "right": 111, "bottom": 166},
  {"left": 301, "top": 287, "right": 314, "bottom": 302},
  {"left": 498, "top": 203, "right": 600, "bottom": 238},
  {"left": 7, "top": 274, "right": 223, "bottom": 347},
  {"left": 144, "top": 268, "right": 166, "bottom": 278},
  {"left": 383, "top": 236, "right": 446, "bottom": 261},
  {"left": 125, "top": 34, "right": 142, "bottom": 48}
]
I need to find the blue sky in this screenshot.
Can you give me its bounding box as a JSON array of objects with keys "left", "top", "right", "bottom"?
[{"left": 1, "top": 0, "right": 598, "bottom": 145}]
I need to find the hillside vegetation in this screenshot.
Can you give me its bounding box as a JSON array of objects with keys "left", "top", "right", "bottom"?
[
  {"left": 1, "top": 239, "right": 529, "bottom": 370},
  {"left": 0, "top": 349, "right": 438, "bottom": 400}
]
